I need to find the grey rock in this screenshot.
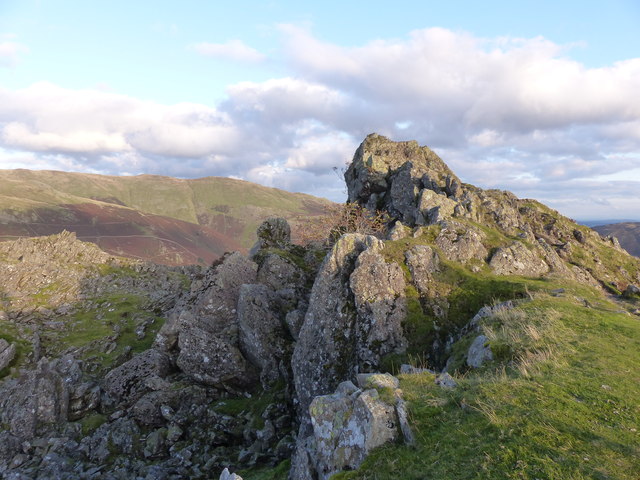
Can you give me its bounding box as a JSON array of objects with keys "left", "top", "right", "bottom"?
[
  {"left": 489, "top": 242, "right": 549, "bottom": 277},
  {"left": 169, "top": 252, "right": 258, "bottom": 389},
  {"left": 417, "top": 188, "right": 457, "bottom": 224},
  {"left": 292, "top": 234, "right": 408, "bottom": 426},
  {"left": 405, "top": 245, "right": 440, "bottom": 294},
  {"left": 345, "top": 134, "right": 459, "bottom": 227},
  {"left": 435, "top": 372, "right": 457, "bottom": 389},
  {"left": 350, "top": 244, "right": 408, "bottom": 370},
  {"left": 237, "top": 283, "right": 287, "bottom": 387},
  {"left": 387, "top": 221, "right": 410, "bottom": 241},
  {"left": 470, "top": 300, "right": 515, "bottom": 327},
  {"left": 220, "top": 468, "right": 244, "bottom": 480},
  {"left": 0, "top": 358, "right": 70, "bottom": 439},
  {"left": 292, "top": 234, "right": 378, "bottom": 422},
  {"left": 624, "top": 284, "right": 640, "bottom": 297},
  {"left": 103, "top": 349, "right": 172, "bottom": 405},
  {"left": 250, "top": 217, "right": 292, "bottom": 256},
  {"left": 399, "top": 364, "right": 434, "bottom": 375},
  {"left": 166, "top": 423, "right": 183, "bottom": 444},
  {"left": 435, "top": 223, "right": 488, "bottom": 263},
  {"left": 68, "top": 382, "right": 101, "bottom": 420},
  {"left": 0, "top": 338, "right": 17, "bottom": 371},
  {"left": 305, "top": 381, "right": 399, "bottom": 480},
  {"left": 143, "top": 428, "right": 167, "bottom": 459},
  {"left": 256, "top": 253, "right": 305, "bottom": 292},
  {"left": 284, "top": 309, "right": 305, "bottom": 341},
  {"left": 80, "top": 417, "right": 141, "bottom": 463},
  {"left": 131, "top": 390, "right": 178, "bottom": 426},
  {"left": 467, "top": 335, "right": 493, "bottom": 368},
  {"left": 395, "top": 397, "right": 415, "bottom": 445},
  {"left": 355, "top": 373, "right": 400, "bottom": 390}
]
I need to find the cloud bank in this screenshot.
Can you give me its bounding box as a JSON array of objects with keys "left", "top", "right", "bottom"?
[{"left": 1, "top": 27, "right": 639, "bottom": 219}]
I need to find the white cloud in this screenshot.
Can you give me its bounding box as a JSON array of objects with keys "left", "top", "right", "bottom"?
[
  {"left": 1, "top": 27, "right": 639, "bottom": 216},
  {"left": 0, "top": 40, "right": 28, "bottom": 67},
  {"left": 190, "top": 40, "right": 265, "bottom": 63}
]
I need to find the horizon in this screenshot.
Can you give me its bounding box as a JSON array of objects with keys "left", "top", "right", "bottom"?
[{"left": 1, "top": 1, "right": 639, "bottom": 220}]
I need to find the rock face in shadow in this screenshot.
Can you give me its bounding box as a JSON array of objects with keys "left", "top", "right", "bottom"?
[{"left": 157, "top": 252, "right": 260, "bottom": 390}]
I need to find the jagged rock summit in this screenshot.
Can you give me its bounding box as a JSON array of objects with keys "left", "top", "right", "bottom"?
[{"left": 346, "top": 133, "right": 639, "bottom": 291}]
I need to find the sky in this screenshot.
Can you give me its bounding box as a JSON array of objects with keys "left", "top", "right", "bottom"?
[{"left": 1, "top": 0, "right": 639, "bottom": 221}]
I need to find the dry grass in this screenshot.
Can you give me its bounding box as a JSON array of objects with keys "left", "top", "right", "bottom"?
[
  {"left": 481, "top": 305, "right": 571, "bottom": 378},
  {"left": 295, "top": 202, "right": 390, "bottom": 246}
]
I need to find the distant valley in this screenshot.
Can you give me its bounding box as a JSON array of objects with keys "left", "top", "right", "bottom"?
[
  {"left": 593, "top": 222, "right": 640, "bottom": 257},
  {"left": 0, "top": 169, "right": 333, "bottom": 265}
]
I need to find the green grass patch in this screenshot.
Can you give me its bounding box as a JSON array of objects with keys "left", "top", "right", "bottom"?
[
  {"left": 80, "top": 413, "right": 107, "bottom": 436},
  {"left": 332, "top": 295, "right": 640, "bottom": 480}
]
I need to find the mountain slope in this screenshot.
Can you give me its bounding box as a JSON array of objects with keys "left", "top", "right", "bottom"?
[
  {"left": 0, "top": 169, "right": 334, "bottom": 265},
  {"left": 593, "top": 222, "right": 640, "bottom": 257}
]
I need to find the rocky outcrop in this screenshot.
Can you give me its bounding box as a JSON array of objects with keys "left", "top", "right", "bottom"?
[
  {"left": 0, "top": 357, "right": 75, "bottom": 439},
  {"left": 102, "top": 349, "right": 173, "bottom": 406},
  {"left": 156, "top": 252, "right": 259, "bottom": 389},
  {"left": 0, "top": 339, "right": 16, "bottom": 371},
  {"left": 489, "top": 242, "right": 549, "bottom": 277},
  {"left": 237, "top": 284, "right": 289, "bottom": 388},
  {"left": 250, "top": 217, "right": 292, "bottom": 256},
  {"left": 467, "top": 335, "right": 494, "bottom": 368},
  {"left": 435, "top": 222, "right": 488, "bottom": 263},
  {"left": 405, "top": 245, "right": 440, "bottom": 294},
  {"left": 345, "top": 133, "right": 460, "bottom": 226},
  {"left": 2, "top": 135, "right": 640, "bottom": 480},
  {"left": 291, "top": 380, "right": 401, "bottom": 480},
  {"left": 292, "top": 234, "right": 407, "bottom": 426}
]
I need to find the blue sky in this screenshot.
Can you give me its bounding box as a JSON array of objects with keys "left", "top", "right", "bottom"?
[{"left": 1, "top": 0, "right": 639, "bottom": 220}]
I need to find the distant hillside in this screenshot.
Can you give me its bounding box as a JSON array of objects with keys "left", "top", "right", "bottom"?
[
  {"left": 593, "top": 222, "right": 640, "bottom": 257},
  {"left": 0, "top": 169, "right": 334, "bottom": 265}
]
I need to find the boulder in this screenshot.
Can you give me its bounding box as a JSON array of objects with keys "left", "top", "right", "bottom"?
[
  {"left": 489, "top": 242, "right": 549, "bottom": 277},
  {"left": 292, "top": 234, "right": 377, "bottom": 423},
  {"left": 0, "top": 338, "right": 16, "bottom": 371},
  {"left": 417, "top": 188, "right": 457, "bottom": 224},
  {"left": 237, "top": 284, "right": 288, "bottom": 387},
  {"left": 256, "top": 253, "right": 305, "bottom": 292},
  {"left": 435, "top": 223, "right": 488, "bottom": 263},
  {"left": 164, "top": 252, "right": 259, "bottom": 389},
  {"left": 292, "top": 234, "right": 408, "bottom": 426},
  {"left": 284, "top": 309, "right": 305, "bottom": 341},
  {"left": 467, "top": 335, "right": 493, "bottom": 368},
  {"left": 405, "top": 245, "right": 440, "bottom": 294},
  {"left": 355, "top": 373, "right": 400, "bottom": 390},
  {"left": 80, "top": 417, "right": 141, "bottom": 463},
  {"left": 350, "top": 244, "right": 408, "bottom": 370},
  {"left": 387, "top": 221, "right": 410, "bottom": 241},
  {"left": 301, "top": 381, "right": 399, "bottom": 480},
  {"left": 103, "top": 349, "right": 172, "bottom": 405},
  {"left": 220, "top": 468, "right": 243, "bottom": 480},
  {"left": 0, "top": 358, "right": 71, "bottom": 439},
  {"left": 250, "top": 217, "right": 292, "bottom": 256},
  {"left": 435, "top": 372, "right": 457, "bottom": 389}
]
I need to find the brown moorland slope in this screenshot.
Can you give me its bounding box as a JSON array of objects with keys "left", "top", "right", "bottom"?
[{"left": 0, "top": 169, "right": 334, "bottom": 265}]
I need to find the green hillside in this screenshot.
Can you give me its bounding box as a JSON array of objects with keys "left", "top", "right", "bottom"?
[{"left": 0, "top": 169, "right": 334, "bottom": 262}]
